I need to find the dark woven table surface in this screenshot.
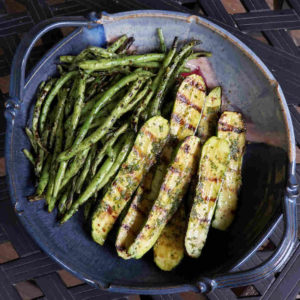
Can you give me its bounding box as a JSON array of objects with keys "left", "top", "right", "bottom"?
[{"left": 0, "top": 0, "right": 300, "bottom": 299}]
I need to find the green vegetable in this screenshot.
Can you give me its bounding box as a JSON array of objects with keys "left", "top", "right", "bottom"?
[
  {"left": 157, "top": 28, "right": 166, "bottom": 53},
  {"left": 149, "top": 40, "right": 199, "bottom": 117},
  {"left": 58, "top": 71, "right": 153, "bottom": 161},
  {"left": 23, "top": 149, "right": 35, "bottom": 165},
  {"left": 39, "top": 71, "right": 77, "bottom": 133},
  {"left": 78, "top": 53, "right": 165, "bottom": 71}
]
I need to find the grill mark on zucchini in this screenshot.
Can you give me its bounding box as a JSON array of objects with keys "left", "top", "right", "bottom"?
[
  {"left": 203, "top": 196, "right": 217, "bottom": 202},
  {"left": 187, "top": 79, "right": 206, "bottom": 92},
  {"left": 143, "top": 129, "right": 156, "bottom": 141},
  {"left": 171, "top": 113, "right": 196, "bottom": 131},
  {"left": 170, "top": 74, "right": 206, "bottom": 140},
  {"left": 131, "top": 203, "right": 148, "bottom": 217},
  {"left": 218, "top": 121, "right": 246, "bottom": 134},
  {"left": 132, "top": 145, "right": 145, "bottom": 159},
  {"left": 177, "top": 92, "right": 202, "bottom": 113}
]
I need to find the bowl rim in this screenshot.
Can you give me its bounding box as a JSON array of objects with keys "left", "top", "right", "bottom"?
[{"left": 6, "top": 9, "right": 296, "bottom": 294}]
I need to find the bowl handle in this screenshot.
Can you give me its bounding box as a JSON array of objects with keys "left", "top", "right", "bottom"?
[
  {"left": 6, "top": 12, "right": 99, "bottom": 116},
  {"left": 197, "top": 173, "right": 298, "bottom": 293}
]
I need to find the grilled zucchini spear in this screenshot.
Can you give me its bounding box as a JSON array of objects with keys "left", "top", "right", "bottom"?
[
  {"left": 153, "top": 203, "right": 186, "bottom": 271},
  {"left": 212, "top": 111, "right": 246, "bottom": 231},
  {"left": 185, "top": 136, "right": 230, "bottom": 258},
  {"left": 170, "top": 74, "right": 206, "bottom": 141},
  {"left": 197, "top": 87, "right": 221, "bottom": 143},
  {"left": 128, "top": 135, "right": 201, "bottom": 259},
  {"left": 91, "top": 116, "right": 169, "bottom": 245}
]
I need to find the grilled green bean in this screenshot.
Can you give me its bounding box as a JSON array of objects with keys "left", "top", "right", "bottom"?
[
  {"left": 66, "top": 74, "right": 87, "bottom": 147},
  {"left": 133, "top": 37, "right": 178, "bottom": 125},
  {"left": 40, "top": 71, "right": 77, "bottom": 132},
  {"left": 47, "top": 114, "right": 64, "bottom": 211},
  {"left": 23, "top": 149, "right": 35, "bottom": 165},
  {"left": 61, "top": 133, "right": 134, "bottom": 224},
  {"left": 28, "top": 194, "right": 45, "bottom": 202},
  {"left": 36, "top": 155, "right": 52, "bottom": 196},
  {"left": 116, "top": 37, "right": 134, "bottom": 54},
  {"left": 65, "top": 76, "right": 79, "bottom": 117},
  {"left": 49, "top": 88, "right": 68, "bottom": 149},
  {"left": 83, "top": 197, "right": 96, "bottom": 221},
  {"left": 107, "top": 35, "right": 128, "bottom": 53},
  {"left": 69, "top": 48, "right": 93, "bottom": 70},
  {"left": 60, "top": 56, "right": 74, "bottom": 63},
  {"left": 132, "top": 61, "right": 161, "bottom": 68},
  {"left": 32, "top": 79, "right": 55, "bottom": 148},
  {"left": 57, "top": 184, "right": 72, "bottom": 216},
  {"left": 157, "top": 28, "right": 166, "bottom": 53},
  {"left": 165, "top": 51, "right": 211, "bottom": 93},
  {"left": 130, "top": 79, "right": 152, "bottom": 130},
  {"left": 59, "top": 149, "right": 89, "bottom": 192},
  {"left": 75, "top": 144, "right": 97, "bottom": 194},
  {"left": 78, "top": 54, "right": 165, "bottom": 71},
  {"left": 35, "top": 128, "right": 50, "bottom": 176},
  {"left": 88, "top": 46, "right": 118, "bottom": 58},
  {"left": 91, "top": 123, "right": 129, "bottom": 176},
  {"left": 57, "top": 70, "right": 153, "bottom": 162},
  {"left": 25, "top": 127, "right": 37, "bottom": 153},
  {"left": 54, "top": 74, "right": 87, "bottom": 198},
  {"left": 149, "top": 40, "right": 198, "bottom": 117}
]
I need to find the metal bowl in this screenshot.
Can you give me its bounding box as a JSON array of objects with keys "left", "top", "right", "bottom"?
[{"left": 5, "top": 10, "right": 298, "bottom": 294}]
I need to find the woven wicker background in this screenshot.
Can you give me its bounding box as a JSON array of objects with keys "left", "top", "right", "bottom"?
[{"left": 0, "top": 0, "right": 299, "bottom": 299}]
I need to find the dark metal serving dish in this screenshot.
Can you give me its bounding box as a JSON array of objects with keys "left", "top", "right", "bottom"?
[{"left": 5, "top": 10, "right": 298, "bottom": 294}]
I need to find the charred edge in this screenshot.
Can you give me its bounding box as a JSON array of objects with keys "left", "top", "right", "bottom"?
[
  {"left": 122, "top": 223, "right": 137, "bottom": 235},
  {"left": 218, "top": 121, "right": 245, "bottom": 134},
  {"left": 183, "top": 144, "right": 190, "bottom": 154},
  {"left": 131, "top": 203, "right": 148, "bottom": 218},
  {"left": 171, "top": 113, "right": 196, "bottom": 131},
  {"left": 169, "top": 166, "right": 180, "bottom": 174},
  {"left": 153, "top": 204, "right": 168, "bottom": 214},
  {"left": 161, "top": 183, "right": 171, "bottom": 194},
  {"left": 105, "top": 204, "right": 117, "bottom": 219},
  {"left": 132, "top": 145, "right": 145, "bottom": 159},
  {"left": 143, "top": 129, "right": 156, "bottom": 141},
  {"left": 203, "top": 195, "right": 217, "bottom": 202},
  {"left": 116, "top": 244, "right": 126, "bottom": 252},
  {"left": 198, "top": 217, "right": 209, "bottom": 223},
  {"left": 187, "top": 79, "right": 205, "bottom": 92},
  {"left": 203, "top": 177, "right": 221, "bottom": 183},
  {"left": 177, "top": 92, "right": 202, "bottom": 113}
]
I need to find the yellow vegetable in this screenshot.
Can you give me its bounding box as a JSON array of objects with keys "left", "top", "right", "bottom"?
[
  {"left": 91, "top": 116, "right": 169, "bottom": 245},
  {"left": 197, "top": 86, "right": 221, "bottom": 143},
  {"left": 212, "top": 111, "right": 246, "bottom": 230},
  {"left": 170, "top": 74, "right": 206, "bottom": 140},
  {"left": 185, "top": 136, "right": 230, "bottom": 258},
  {"left": 154, "top": 204, "right": 186, "bottom": 271}
]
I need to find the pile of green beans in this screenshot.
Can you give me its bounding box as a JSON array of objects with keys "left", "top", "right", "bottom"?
[{"left": 23, "top": 29, "right": 211, "bottom": 222}]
